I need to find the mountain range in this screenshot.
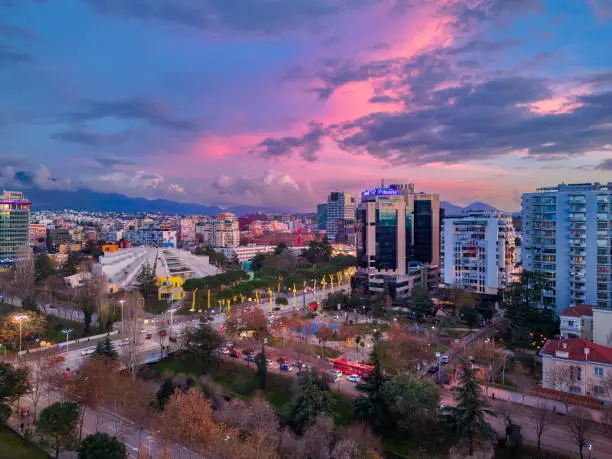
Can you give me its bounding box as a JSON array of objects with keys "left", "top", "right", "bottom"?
[{"left": 22, "top": 187, "right": 502, "bottom": 216}]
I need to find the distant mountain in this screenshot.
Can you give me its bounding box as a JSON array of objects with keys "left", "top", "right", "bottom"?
[
  {"left": 441, "top": 201, "right": 501, "bottom": 216},
  {"left": 23, "top": 188, "right": 266, "bottom": 216}
]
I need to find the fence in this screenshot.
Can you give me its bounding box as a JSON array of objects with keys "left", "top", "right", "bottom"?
[{"left": 18, "top": 330, "right": 119, "bottom": 356}]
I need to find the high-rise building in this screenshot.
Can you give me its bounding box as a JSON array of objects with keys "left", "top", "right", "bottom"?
[
  {"left": 0, "top": 190, "right": 31, "bottom": 267},
  {"left": 354, "top": 184, "right": 439, "bottom": 299},
  {"left": 326, "top": 192, "right": 356, "bottom": 243},
  {"left": 316, "top": 203, "right": 328, "bottom": 230},
  {"left": 441, "top": 212, "right": 516, "bottom": 296},
  {"left": 390, "top": 183, "right": 441, "bottom": 266},
  {"left": 522, "top": 182, "right": 611, "bottom": 310},
  {"left": 46, "top": 228, "right": 71, "bottom": 253},
  {"left": 202, "top": 213, "right": 240, "bottom": 248}
]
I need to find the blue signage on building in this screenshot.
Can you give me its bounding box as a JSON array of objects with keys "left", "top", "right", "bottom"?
[{"left": 362, "top": 187, "right": 400, "bottom": 197}]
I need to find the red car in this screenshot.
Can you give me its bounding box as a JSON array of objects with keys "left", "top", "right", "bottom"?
[
  {"left": 230, "top": 349, "right": 241, "bottom": 358},
  {"left": 49, "top": 356, "right": 65, "bottom": 364},
  {"left": 276, "top": 357, "right": 288, "bottom": 365},
  {"left": 242, "top": 348, "right": 255, "bottom": 356},
  {"left": 159, "top": 330, "right": 168, "bottom": 336}
]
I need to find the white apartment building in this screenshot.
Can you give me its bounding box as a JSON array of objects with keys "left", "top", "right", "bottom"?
[
  {"left": 522, "top": 182, "right": 611, "bottom": 310},
  {"left": 559, "top": 305, "right": 594, "bottom": 341},
  {"left": 179, "top": 218, "right": 196, "bottom": 242},
  {"left": 441, "top": 212, "right": 516, "bottom": 295},
  {"left": 201, "top": 213, "right": 240, "bottom": 248},
  {"left": 541, "top": 338, "right": 612, "bottom": 402},
  {"left": 217, "top": 244, "right": 275, "bottom": 263}
]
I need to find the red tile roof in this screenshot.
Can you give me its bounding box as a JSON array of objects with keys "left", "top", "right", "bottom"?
[
  {"left": 541, "top": 338, "right": 612, "bottom": 365},
  {"left": 559, "top": 304, "right": 594, "bottom": 318}
]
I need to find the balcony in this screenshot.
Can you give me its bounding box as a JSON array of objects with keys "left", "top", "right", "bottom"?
[
  {"left": 570, "top": 239, "right": 586, "bottom": 248},
  {"left": 569, "top": 213, "right": 587, "bottom": 222},
  {"left": 542, "top": 289, "right": 555, "bottom": 297},
  {"left": 570, "top": 223, "right": 587, "bottom": 231},
  {"left": 569, "top": 196, "right": 586, "bottom": 203}
]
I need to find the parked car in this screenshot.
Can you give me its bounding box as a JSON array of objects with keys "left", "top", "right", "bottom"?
[
  {"left": 221, "top": 347, "right": 231, "bottom": 354},
  {"left": 266, "top": 359, "right": 272, "bottom": 366},
  {"left": 440, "top": 355, "right": 449, "bottom": 365},
  {"left": 159, "top": 330, "right": 168, "bottom": 336},
  {"left": 347, "top": 374, "right": 361, "bottom": 383},
  {"left": 230, "top": 350, "right": 241, "bottom": 358},
  {"left": 280, "top": 364, "right": 291, "bottom": 371},
  {"left": 49, "top": 356, "right": 65, "bottom": 364},
  {"left": 427, "top": 366, "right": 438, "bottom": 374},
  {"left": 145, "top": 334, "right": 152, "bottom": 340},
  {"left": 273, "top": 306, "right": 281, "bottom": 312},
  {"left": 243, "top": 348, "right": 255, "bottom": 356},
  {"left": 119, "top": 338, "right": 130, "bottom": 346},
  {"left": 81, "top": 346, "right": 96, "bottom": 356},
  {"left": 277, "top": 357, "right": 289, "bottom": 365},
  {"left": 329, "top": 369, "right": 342, "bottom": 377},
  {"left": 245, "top": 355, "right": 256, "bottom": 362}
]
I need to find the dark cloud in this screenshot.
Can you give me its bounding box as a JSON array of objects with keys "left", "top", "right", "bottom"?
[
  {"left": 81, "top": 0, "right": 377, "bottom": 36},
  {"left": 322, "top": 35, "right": 340, "bottom": 47},
  {"left": 369, "top": 95, "right": 398, "bottom": 104},
  {"left": 445, "top": 39, "right": 520, "bottom": 55},
  {"left": 442, "top": 0, "right": 542, "bottom": 32},
  {"left": 93, "top": 157, "right": 136, "bottom": 168},
  {"left": 596, "top": 158, "right": 612, "bottom": 170},
  {"left": 0, "top": 19, "right": 38, "bottom": 40},
  {"left": 250, "top": 122, "right": 326, "bottom": 162},
  {"left": 456, "top": 59, "right": 481, "bottom": 69},
  {"left": 0, "top": 44, "right": 31, "bottom": 65},
  {"left": 68, "top": 97, "right": 201, "bottom": 132},
  {"left": 14, "top": 171, "right": 34, "bottom": 185},
  {"left": 50, "top": 127, "right": 127, "bottom": 145}
]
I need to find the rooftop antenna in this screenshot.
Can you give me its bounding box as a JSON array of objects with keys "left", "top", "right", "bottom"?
[{"left": 381, "top": 178, "right": 385, "bottom": 187}]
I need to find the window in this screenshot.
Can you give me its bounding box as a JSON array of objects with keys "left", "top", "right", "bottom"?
[
  {"left": 594, "top": 367, "right": 604, "bottom": 377},
  {"left": 568, "top": 320, "right": 575, "bottom": 327},
  {"left": 593, "top": 385, "right": 606, "bottom": 397},
  {"left": 570, "top": 386, "right": 582, "bottom": 394}
]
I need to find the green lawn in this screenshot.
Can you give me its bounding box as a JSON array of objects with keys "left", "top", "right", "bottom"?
[
  {"left": 0, "top": 428, "right": 50, "bottom": 459},
  {"left": 313, "top": 345, "right": 340, "bottom": 359}
]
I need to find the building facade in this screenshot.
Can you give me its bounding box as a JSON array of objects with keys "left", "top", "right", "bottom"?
[
  {"left": 316, "top": 203, "right": 328, "bottom": 231},
  {"left": 179, "top": 218, "right": 196, "bottom": 243},
  {"left": 522, "top": 182, "right": 611, "bottom": 310},
  {"left": 326, "top": 192, "right": 356, "bottom": 243},
  {"left": 46, "top": 227, "right": 71, "bottom": 253},
  {"left": 0, "top": 190, "right": 31, "bottom": 267},
  {"left": 559, "top": 305, "right": 594, "bottom": 341},
  {"left": 202, "top": 213, "right": 240, "bottom": 248},
  {"left": 541, "top": 338, "right": 612, "bottom": 402},
  {"left": 217, "top": 244, "right": 276, "bottom": 263},
  {"left": 441, "top": 212, "right": 516, "bottom": 295}
]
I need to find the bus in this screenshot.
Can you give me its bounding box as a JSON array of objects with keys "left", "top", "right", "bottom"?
[{"left": 332, "top": 358, "right": 375, "bottom": 377}]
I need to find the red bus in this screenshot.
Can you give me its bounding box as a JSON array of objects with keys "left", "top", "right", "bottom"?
[{"left": 332, "top": 358, "right": 374, "bottom": 377}]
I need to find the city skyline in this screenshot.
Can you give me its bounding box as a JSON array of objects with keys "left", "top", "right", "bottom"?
[{"left": 1, "top": 1, "right": 611, "bottom": 212}]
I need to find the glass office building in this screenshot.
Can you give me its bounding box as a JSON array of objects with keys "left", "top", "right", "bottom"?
[{"left": 0, "top": 190, "right": 31, "bottom": 267}]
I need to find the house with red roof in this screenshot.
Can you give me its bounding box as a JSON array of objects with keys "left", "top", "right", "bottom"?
[
  {"left": 540, "top": 337, "right": 612, "bottom": 401},
  {"left": 559, "top": 304, "right": 593, "bottom": 341}
]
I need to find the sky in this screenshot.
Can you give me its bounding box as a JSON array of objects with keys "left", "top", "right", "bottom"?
[{"left": 1, "top": 0, "right": 611, "bottom": 212}]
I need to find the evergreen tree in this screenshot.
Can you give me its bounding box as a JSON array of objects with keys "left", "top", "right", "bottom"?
[
  {"left": 355, "top": 348, "right": 387, "bottom": 433},
  {"left": 37, "top": 401, "right": 80, "bottom": 459},
  {"left": 78, "top": 432, "right": 127, "bottom": 459},
  {"left": 94, "top": 336, "right": 118, "bottom": 360},
  {"left": 288, "top": 369, "right": 334, "bottom": 434},
  {"left": 411, "top": 285, "right": 434, "bottom": 322},
  {"left": 448, "top": 366, "right": 496, "bottom": 455},
  {"left": 255, "top": 344, "right": 267, "bottom": 390},
  {"left": 135, "top": 263, "right": 156, "bottom": 301},
  {"left": 35, "top": 253, "right": 56, "bottom": 283},
  {"left": 61, "top": 253, "right": 80, "bottom": 277}
]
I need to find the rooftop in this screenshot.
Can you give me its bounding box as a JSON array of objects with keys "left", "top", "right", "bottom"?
[
  {"left": 560, "top": 304, "right": 594, "bottom": 318},
  {"left": 541, "top": 338, "right": 612, "bottom": 365}
]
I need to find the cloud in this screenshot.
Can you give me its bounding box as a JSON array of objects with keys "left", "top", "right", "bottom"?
[
  {"left": 0, "top": 19, "right": 38, "bottom": 40},
  {"left": 0, "top": 164, "right": 72, "bottom": 190},
  {"left": 93, "top": 157, "right": 136, "bottom": 168},
  {"left": 589, "top": 0, "right": 612, "bottom": 20},
  {"left": 0, "top": 44, "right": 31, "bottom": 65},
  {"left": 210, "top": 170, "right": 308, "bottom": 209},
  {"left": 68, "top": 96, "right": 202, "bottom": 132},
  {"left": 445, "top": 39, "right": 520, "bottom": 55},
  {"left": 50, "top": 127, "right": 126, "bottom": 145},
  {"left": 249, "top": 122, "right": 327, "bottom": 162},
  {"left": 81, "top": 0, "right": 377, "bottom": 36},
  {"left": 596, "top": 158, "right": 612, "bottom": 170}
]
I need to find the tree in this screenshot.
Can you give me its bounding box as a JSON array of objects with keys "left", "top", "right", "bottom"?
[
  {"left": 275, "top": 242, "right": 288, "bottom": 255},
  {"left": 37, "top": 401, "right": 80, "bottom": 458},
  {"left": 35, "top": 253, "right": 56, "bottom": 284},
  {"left": 251, "top": 253, "right": 268, "bottom": 271},
  {"left": 566, "top": 408, "right": 592, "bottom": 459},
  {"left": 411, "top": 285, "right": 434, "bottom": 322},
  {"left": 255, "top": 344, "right": 267, "bottom": 390},
  {"left": 533, "top": 402, "right": 555, "bottom": 451},
  {"left": 461, "top": 305, "right": 481, "bottom": 330},
  {"left": 302, "top": 237, "right": 333, "bottom": 264},
  {"left": 14, "top": 245, "right": 35, "bottom": 295},
  {"left": 544, "top": 366, "right": 579, "bottom": 413},
  {"left": 135, "top": 263, "right": 157, "bottom": 303},
  {"left": 315, "top": 325, "right": 334, "bottom": 358},
  {"left": 0, "top": 362, "right": 28, "bottom": 423},
  {"left": 94, "top": 336, "right": 118, "bottom": 360},
  {"left": 276, "top": 297, "right": 288, "bottom": 306},
  {"left": 119, "top": 292, "right": 144, "bottom": 379},
  {"left": 61, "top": 252, "right": 80, "bottom": 277},
  {"left": 181, "top": 322, "right": 223, "bottom": 374},
  {"left": 24, "top": 351, "right": 62, "bottom": 421},
  {"left": 448, "top": 366, "right": 496, "bottom": 455},
  {"left": 287, "top": 369, "right": 334, "bottom": 434},
  {"left": 78, "top": 432, "right": 127, "bottom": 459}
]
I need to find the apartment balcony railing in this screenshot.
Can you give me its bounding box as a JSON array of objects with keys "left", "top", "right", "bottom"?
[
  {"left": 569, "top": 214, "right": 587, "bottom": 222},
  {"left": 561, "top": 325, "right": 582, "bottom": 333},
  {"left": 570, "top": 239, "right": 586, "bottom": 248},
  {"left": 542, "top": 289, "right": 556, "bottom": 297},
  {"left": 569, "top": 196, "right": 586, "bottom": 203}
]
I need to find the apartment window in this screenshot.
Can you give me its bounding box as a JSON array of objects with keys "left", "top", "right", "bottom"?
[
  {"left": 593, "top": 385, "right": 606, "bottom": 397},
  {"left": 569, "top": 386, "right": 582, "bottom": 394},
  {"left": 570, "top": 366, "right": 582, "bottom": 382},
  {"left": 568, "top": 320, "right": 575, "bottom": 327},
  {"left": 594, "top": 367, "right": 604, "bottom": 377}
]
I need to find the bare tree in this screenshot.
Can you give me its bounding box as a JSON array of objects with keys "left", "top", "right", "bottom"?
[
  {"left": 24, "top": 350, "right": 62, "bottom": 421},
  {"left": 120, "top": 291, "right": 145, "bottom": 379},
  {"left": 14, "top": 245, "right": 35, "bottom": 298},
  {"left": 533, "top": 402, "right": 555, "bottom": 451},
  {"left": 566, "top": 408, "right": 593, "bottom": 459},
  {"left": 544, "top": 366, "right": 579, "bottom": 413}
]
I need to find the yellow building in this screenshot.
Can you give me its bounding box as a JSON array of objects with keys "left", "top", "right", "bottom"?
[
  {"left": 102, "top": 244, "right": 119, "bottom": 253},
  {"left": 156, "top": 276, "right": 186, "bottom": 302}
]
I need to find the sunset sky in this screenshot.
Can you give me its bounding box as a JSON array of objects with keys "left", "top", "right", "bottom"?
[{"left": 1, "top": 0, "right": 611, "bottom": 211}]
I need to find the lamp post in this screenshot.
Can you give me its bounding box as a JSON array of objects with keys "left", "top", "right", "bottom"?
[
  {"left": 14, "top": 315, "right": 26, "bottom": 355},
  {"left": 119, "top": 299, "right": 125, "bottom": 337},
  {"left": 62, "top": 329, "right": 72, "bottom": 354}
]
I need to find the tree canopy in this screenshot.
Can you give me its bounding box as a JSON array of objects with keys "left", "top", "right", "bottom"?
[
  {"left": 0, "top": 362, "right": 28, "bottom": 422},
  {"left": 78, "top": 432, "right": 127, "bottom": 459},
  {"left": 37, "top": 401, "right": 80, "bottom": 459}
]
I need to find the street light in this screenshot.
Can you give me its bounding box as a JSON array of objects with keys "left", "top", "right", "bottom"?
[
  {"left": 62, "top": 329, "right": 72, "bottom": 354},
  {"left": 119, "top": 299, "right": 125, "bottom": 337},
  {"left": 14, "top": 315, "right": 26, "bottom": 355}
]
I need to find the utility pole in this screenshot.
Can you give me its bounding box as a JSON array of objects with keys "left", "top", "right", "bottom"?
[{"left": 119, "top": 299, "right": 125, "bottom": 337}]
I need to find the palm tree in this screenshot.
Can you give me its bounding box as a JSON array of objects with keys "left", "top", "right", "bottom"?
[{"left": 448, "top": 365, "right": 496, "bottom": 455}]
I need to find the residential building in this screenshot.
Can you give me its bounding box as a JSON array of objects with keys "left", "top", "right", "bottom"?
[
  {"left": 0, "top": 190, "right": 30, "bottom": 267},
  {"left": 326, "top": 192, "right": 356, "bottom": 243},
  {"left": 316, "top": 203, "right": 328, "bottom": 230},
  {"left": 179, "top": 218, "right": 196, "bottom": 242},
  {"left": 593, "top": 308, "right": 612, "bottom": 346},
  {"left": 46, "top": 228, "right": 71, "bottom": 253},
  {"left": 540, "top": 338, "right": 612, "bottom": 402},
  {"left": 217, "top": 244, "right": 276, "bottom": 263},
  {"left": 559, "top": 305, "right": 594, "bottom": 341},
  {"left": 201, "top": 213, "right": 240, "bottom": 248},
  {"left": 522, "top": 182, "right": 611, "bottom": 310},
  {"left": 29, "top": 223, "right": 47, "bottom": 246},
  {"left": 441, "top": 212, "right": 516, "bottom": 295}
]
